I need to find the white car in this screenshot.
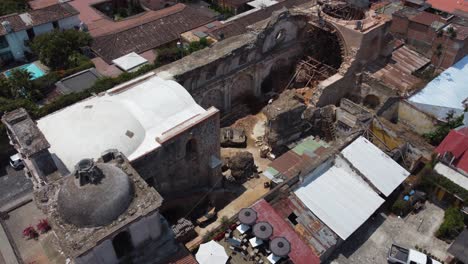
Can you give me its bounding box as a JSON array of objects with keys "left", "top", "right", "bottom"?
[
  {"left": 9, "top": 153, "right": 24, "bottom": 170},
  {"left": 388, "top": 244, "right": 442, "bottom": 264}
]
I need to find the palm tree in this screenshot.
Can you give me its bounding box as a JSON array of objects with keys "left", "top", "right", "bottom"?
[{"left": 9, "top": 69, "right": 33, "bottom": 99}]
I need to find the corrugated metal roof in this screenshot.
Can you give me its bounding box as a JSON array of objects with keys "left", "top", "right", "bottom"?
[
  {"left": 251, "top": 199, "right": 321, "bottom": 264},
  {"left": 295, "top": 157, "right": 385, "bottom": 240},
  {"left": 409, "top": 55, "right": 468, "bottom": 110},
  {"left": 368, "top": 45, "right": 430, "bottom": 95},
  {"left": 341, "top": 136, "right": 410, "bottom": 197},
  {"left": 263, "top": 136, "right": 329, "bottom": 183}
]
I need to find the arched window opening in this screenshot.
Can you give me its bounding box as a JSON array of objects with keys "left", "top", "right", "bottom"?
[
  {"left": 185, "top": 139, "right": 198, "bottom": 161},
  {"left": 112, "top": 231, "right": 134, "bottom": 259}
]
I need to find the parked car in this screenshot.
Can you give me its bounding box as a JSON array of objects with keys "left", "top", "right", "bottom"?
[
  {"left": 388, "top": 244, "right": 441, "bottom": 264},
  {"left": 9, "top": 153, "right": 24, "bottom": 170}
]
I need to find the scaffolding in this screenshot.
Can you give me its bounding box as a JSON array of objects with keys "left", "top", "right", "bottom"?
[{"left": 285, "top": 56, "right": 338, "bottom": 90}]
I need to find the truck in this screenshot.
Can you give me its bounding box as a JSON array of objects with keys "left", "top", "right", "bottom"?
[{"left": 388, "top": 244, "right": 441, "bottom": 264}]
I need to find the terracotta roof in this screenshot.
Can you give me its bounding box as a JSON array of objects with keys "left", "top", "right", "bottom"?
[
  {"left": 29, "top": 0, "right": 60, "bottom": 10},
  {"left": 91, "top": 5, "right": 216, "bottom": 63},
  {"left": 409, "top": 11, "right": 444, "bottom": 26},
  {"left": 251, "top": 199, "right": 321, "bottom": 264},
  {"left": 435, "top": 129, "right": 468, "bottom": 173},
  {"left": 0, "top": 3, "right": 78, "bottom": 36},
  {"left": 427, "top": 0, "right": 468, "bottom": 15},
  {"left": 210, "top": 0, "right": 309, "bottom": 40}
]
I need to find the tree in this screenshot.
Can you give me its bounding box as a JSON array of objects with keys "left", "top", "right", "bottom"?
[
  {"left": 436, "top": 207, "right": 464, "bottom": 240},
  {"left": 0, "top": 0, "right": 28, "bottom": 16},
  {"left": 0, "top": 77, "right": 12, "bottom": 98},
  {"left": 8, "top": 69, "right": 33, "bottom": 99},
  {"left": 423, "top": 111, "right": 464, "bottom": 145},
  {"left": 31, "top": 30, "right": 92, "bottom": 70}
]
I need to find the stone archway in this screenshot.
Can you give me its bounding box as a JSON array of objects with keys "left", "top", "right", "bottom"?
[
  {"left": 363, "top": 94, "right": 380, "bottom": 109},
  {"left": 231, "top": 73, "right": 254, "bottom": 104},
  {"left": 200, "top": 88, "right": 225, "bottom": 111}
]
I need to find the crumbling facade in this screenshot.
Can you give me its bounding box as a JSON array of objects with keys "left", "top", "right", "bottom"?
[
  {"left": 34, "top": 151, "right": 181, "bottom": 264},
  {"left": 155, "top": 3, "right": 393, "bottom": 113}
]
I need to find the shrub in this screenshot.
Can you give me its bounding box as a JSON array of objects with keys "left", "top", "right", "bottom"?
[
  {"left": 22, "top": 226, "right": 38, "bottom": 240},
  {"left": 436, "top": 207, "right": 464, "bottom": 240},
  {"left": 36, "top": 219, "right": 51, "bottom": 233},
  {"left": 423, "top": 111, "right": 464, "bottom": 145},
  {"left": 391, "top": 199, "right": 409, "bottom": 216}
]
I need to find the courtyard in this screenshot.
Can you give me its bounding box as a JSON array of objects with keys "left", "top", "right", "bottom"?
[{"left": 327, "top": 202, "right": 450, "bottom": 264}]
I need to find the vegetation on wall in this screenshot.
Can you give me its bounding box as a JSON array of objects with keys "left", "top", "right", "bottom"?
[
  {"left": 31, "top": 30, "right": 92, "bottom": 70},
  {"left": 419, "top": 166, "right": 468, "bottom": 203},
  {"left": 423, "top": 111, "right": 464, "bottom": 146},
  {"left": 156, "top": 38, "right": 211, "bottom": 65}
]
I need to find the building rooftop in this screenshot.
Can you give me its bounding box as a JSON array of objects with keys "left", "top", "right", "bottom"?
[
  {"left": 36, "top": 73, "right": 213, "bottom": 172},
  {"left": 90, "top": 4, "right": 216, "bottom": 63},
  {"left": 367, "top": 45, "right": 430, "bottom": 96},
  {"left": 56, "top": 68, "right": 101, "bottom": 95},
  {"left": 251, "top": 199, "right": 321, "bottom": 264},
  {"left": 112, "top": 52, "right": 149, "bottom": 72},
  {"left": 426, "top": 0, "right": 468, "bottom": 17},
  {"left": 435, "top": 128, "right": 468, "bottom": 173},
  {"left": 448, "top": 229, "right": 468, "bottom": 263},
  {"left": 341, "top": 136, "right": 411, "bottom": 197},
  {"left": 294, "top": 155, "right": 385, "bottom": 240},
  {"left": 263, "top": 136, "right": 329, "bottom": 183},
  {"left": 269, "top": 194, "right": 339, "bottom": 258},
  {"left": 409, "top": 55, "right": 468, "bottom": 111},
  {"left": 0, "top": 3, "right": 79, "bottom": 36}
]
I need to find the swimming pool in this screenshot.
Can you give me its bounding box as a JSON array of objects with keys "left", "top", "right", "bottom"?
[{"left": 4, "top": 63, "right": 46, "bottom": 80}]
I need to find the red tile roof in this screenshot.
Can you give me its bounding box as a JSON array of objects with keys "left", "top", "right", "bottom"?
[
  {"left": 409, "top": 11, "right": 444, "bottom": 26},
  {"left": 251, "top": 199, "right": 321, "bottom": 264},
  {"left": 435, "top": 128, "right": 468, "bottom": 173},
  {"left": 426, "top": 0, "right": 468, "bottom": 15},
  {"left": 0, "top": 3, "right": 78, "bottom": 36},
  {"left": 91, "top": 5, "right": 216, "bottom": 63}
]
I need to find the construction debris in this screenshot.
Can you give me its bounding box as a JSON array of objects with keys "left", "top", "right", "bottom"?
[{"left": 228, "top": 151, "right": 257, "bottom": 179}]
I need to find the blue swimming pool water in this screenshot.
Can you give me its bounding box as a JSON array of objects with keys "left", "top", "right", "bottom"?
[{"left": 4, "top": 63, "right": 46, "bottom": 80}]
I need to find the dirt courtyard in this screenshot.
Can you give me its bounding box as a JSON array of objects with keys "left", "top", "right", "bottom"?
[{"left": 327, "top": 202, "right": 450, "bottom": 264}]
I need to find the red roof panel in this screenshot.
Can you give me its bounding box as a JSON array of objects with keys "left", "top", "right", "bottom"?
[
  {"left": 436, "top": 129, "right": 468, "bottom": 172},
  {"left": 252, "top": 199, "right": 321, "bottom": 264}
]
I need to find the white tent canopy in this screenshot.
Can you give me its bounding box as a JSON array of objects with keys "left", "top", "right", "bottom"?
[{"left": 196, "top": 241, "right": 228, "bottom": 264}]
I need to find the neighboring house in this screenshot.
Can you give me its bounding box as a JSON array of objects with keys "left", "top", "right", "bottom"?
[
  {"left": 260, "top": 136, "right": 411, "bottom": 261},
  {"left": 396, "top": 56, "right": 468, "bottom": 134},
  {"left": 0, "top": 3, "right": 80, "bottom": 64},
  {"left": 435, "top": 113, "right": 468, "bottom": 174},
  {"left": 390, "top": 5, "right": 468, "bottom": 69}
]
